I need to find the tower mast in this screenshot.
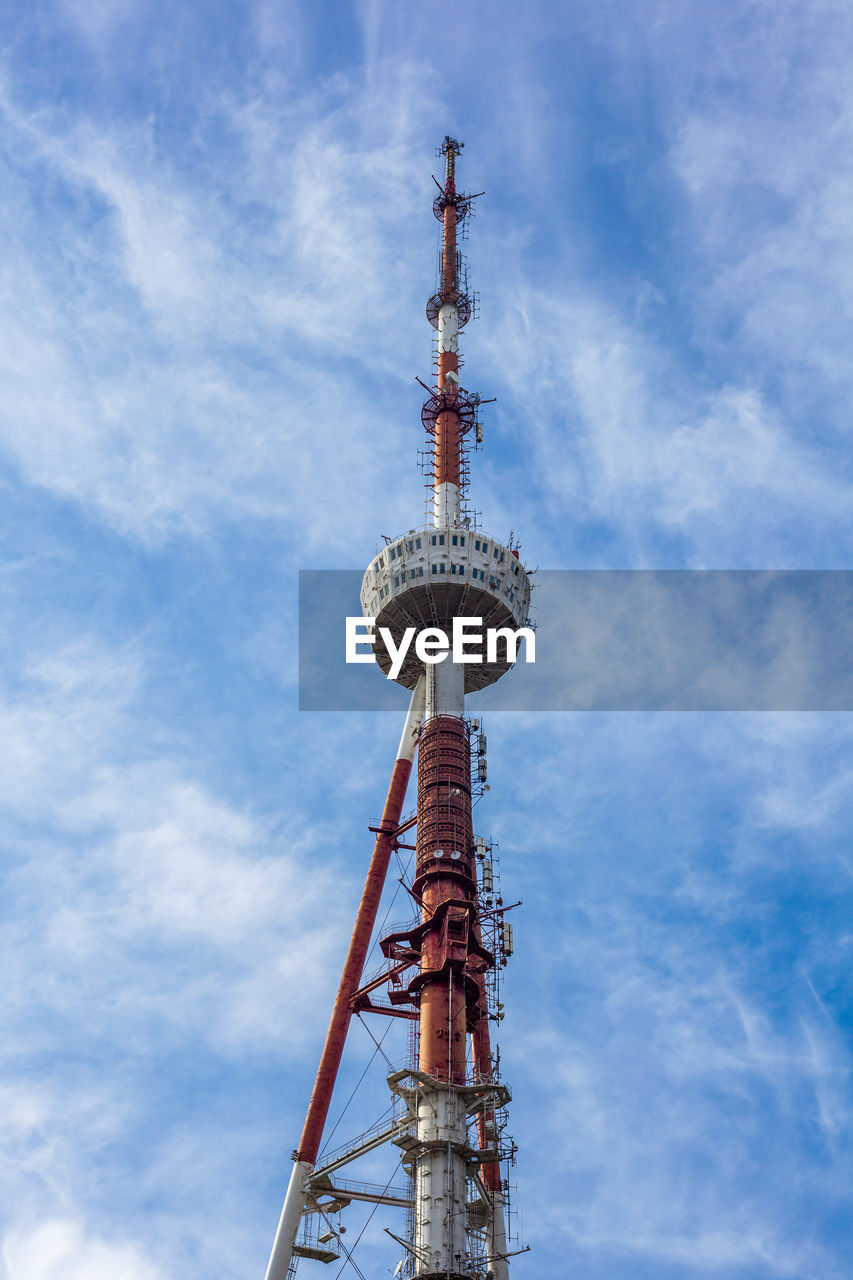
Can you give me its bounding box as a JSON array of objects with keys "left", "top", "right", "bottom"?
[
  {"left": 411, "top": 137, "right": 487, "bottom": 1277},
  {"left": 264, "top": 138, "right": 530, "bottom": 1280}
]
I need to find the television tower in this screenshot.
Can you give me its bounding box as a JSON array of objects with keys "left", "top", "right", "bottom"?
[{"left": 265, "top": 138, "right": 532, "bottom": 1280}]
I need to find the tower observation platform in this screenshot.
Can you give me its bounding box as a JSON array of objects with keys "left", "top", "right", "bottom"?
[{"left": 362, "top": 523, "right": 531, "bottom": 690}]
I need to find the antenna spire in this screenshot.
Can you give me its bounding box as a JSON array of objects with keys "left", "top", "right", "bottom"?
[
  {"left": 441, "top": 133, "right": 463, "bottom": 191},
  {"left": 424, "top": 135, "right": 475, "bottom": 526}
]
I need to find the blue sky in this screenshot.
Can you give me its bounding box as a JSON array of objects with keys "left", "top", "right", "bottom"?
[{"left": 2, "top": 2, "right": 852, "bottom": 1278}]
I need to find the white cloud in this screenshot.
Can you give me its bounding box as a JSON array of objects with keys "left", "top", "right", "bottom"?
[
  {"left": 513, "top": 956, "right": 851, "bottom": 1276},
  {"left": 484, "top": 708, "right": 853, "bottom": 1276},
  {"left": 0, "top": 628, "right": 400, "bottom": 1277},
  {"left": 57, "top": 0, "right": 142, "bottom": 52},
  {"left": 479, "top": 285, "right": 853, "bottom": 567},
  {"left": 0, "top": 629, "right": 351, "bottom": 1063},
  {"left": 0, "top": 64, "right": 436, "bottom": 549},
  {"left": 2, "top": 1218, "right": 166, "bottom": 1280}
]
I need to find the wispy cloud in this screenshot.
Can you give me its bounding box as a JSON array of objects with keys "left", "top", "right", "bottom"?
[
  {"left": 3, "top": 1218, "right": 166, "bottom": 1280},
  {"left": 2, "top": 3, "right": 853, "bottom": 1279},
  {"left": 0, "top": 60, "right": 439, "bottom": 548}
]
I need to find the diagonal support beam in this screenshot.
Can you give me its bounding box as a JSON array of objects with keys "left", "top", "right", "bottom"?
[{"left": 263, "top": 676, "right": 425, "bottom": 1280}]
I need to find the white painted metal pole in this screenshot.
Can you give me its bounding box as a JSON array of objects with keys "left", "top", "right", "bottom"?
[
  {"left": 397, "top": 672, "right": 426, "bottom": 760},
  {"left": 433, "top": 298, "right": 461, "bottom": 528},
  {"left": 489, "top": 1190, "right": 510, "bottom": 1280},
  {"left": 413, "top": 1085, "right": 470, "bottom": 1277},
  {"left": 263, "top": 1159, "right": 313, "bottom": 1280},
  {"left": 427, "top": 653, "right": 464, "bottom": 721}
]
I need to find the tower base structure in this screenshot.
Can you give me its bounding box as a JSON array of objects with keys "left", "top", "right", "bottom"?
[{"left": 387, "top": 1068, "right": 513, "bottom": 1280}]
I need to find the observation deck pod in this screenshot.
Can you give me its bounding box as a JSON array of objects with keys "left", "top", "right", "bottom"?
[{"left": 361, "top": 526, "right": 532, "bottom": 692}]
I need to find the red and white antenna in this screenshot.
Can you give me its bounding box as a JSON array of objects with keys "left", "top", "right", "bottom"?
[
  {"left": 264, "top": 138, "right": 531, "bottom": 1280},
  {"left": 430, "top": 136, "right": 467, "bottom": 525}
]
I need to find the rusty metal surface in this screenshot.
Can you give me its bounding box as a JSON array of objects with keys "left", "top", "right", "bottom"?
[{"left": 295, "top": 752, "right": 414, "bottom": 1164}]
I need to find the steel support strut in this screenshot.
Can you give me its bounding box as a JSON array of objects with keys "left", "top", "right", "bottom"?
[{"left": 263, "top": 676, "right": 425, "bottom": 1280}]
